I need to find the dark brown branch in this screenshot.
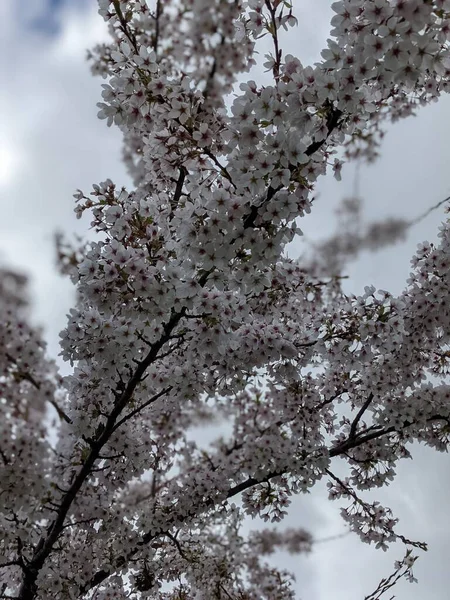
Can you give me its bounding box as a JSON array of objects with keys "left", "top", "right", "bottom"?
[
  {"left": 80, "top": 407, "right": 448, "bottom": 595},
  {"left": 348, "top": 393, "right": 374, "bottom": 441},
  {"left": 364, "top": 554, "right": 416, "bottom": 600},
  {"left": 111, "top": 386, "right": 172, "bottom": 433},
  {"left": 61, "top": 518, "right": 98, "bottom": 531},
  {"left": 316, "top": 389, "right": 348, "bottom": 410},
  {"left": 47, "top": 399, "right": 73, "bottom": 425},
  {"left": 264, "top": 0, "right": 282, "bottom": 82},
  {"left": 326, "top": 470, "right": 427, "bottom": 551},
  {"left": 171, "top": 166, "right": 187, "bottom": 211},
  {"left": 225, "top": 422, "right": 398, "bottom": 501},
  {"left": 219, "top": 583, "right": 234, "bottom": 600},
  {"left": 202, "top": 35, "right": 225, "bottom": 100},
  {"left": 165, "top": 532, "right": 190, "bottom": 562},
  {"left": 305, "top": 106, "right": 343, "bottom": 156},
  {"left": 201, "top": 148, "right": 236, "bottom": 188},
  {"left": 243, "top": 185, "right": 279, "bottom": 229},
  {"left": 226, "top": 469, "right": 286, "bottom": 499},
  {"left": 242, "top": 106, "right": 343, "bottom": 230},
  {"left": 153, "top": 0, "right": 162, "bottom": 56},
  {"left": 0, "top": 447, "right": 9, "bottom": 466},
  {"left": 409, "top": 194, "right": 450, "bottom": 226},
  {"left": 0, "top": 560, "right": 21, "bottom": 569},
  {"left": 329, "top": 425, "right": 396, "bottom": 457},
  {"left": 17, "top": 312, "right": 184, "bottom": 600},
  {"left": 112, "top": 0, "right": 139, "bottom": 54}
]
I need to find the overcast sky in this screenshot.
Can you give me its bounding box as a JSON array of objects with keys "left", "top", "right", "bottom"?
[{"left": 1, "top": 1, "right": 449, "bottom": 598}]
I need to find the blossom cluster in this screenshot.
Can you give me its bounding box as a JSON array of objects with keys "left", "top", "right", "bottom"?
[{"left": 1, "top": 1, "right": 450, "bottom": 599}]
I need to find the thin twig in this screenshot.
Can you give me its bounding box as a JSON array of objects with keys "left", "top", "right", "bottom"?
[
  {"left": 112, "top": 386, "right": 173, "bottom": 433},
  {"left": 5, "top": 353, "right": 72, "bottom": 425},
  {"left": 264, "top": 0, "right": 282, "bottom": 82},
  {"left": 409, "top": 195, "right": 450, "bottom": 225},
  {"left": 112, "top": 0, "right": 139, "bottom": 53}
]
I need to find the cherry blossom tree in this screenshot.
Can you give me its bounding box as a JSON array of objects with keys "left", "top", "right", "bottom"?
[{"left": 1, "top": 0, "right": 450, "bottom": 598}]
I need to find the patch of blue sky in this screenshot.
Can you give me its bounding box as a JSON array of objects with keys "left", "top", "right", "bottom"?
[{"left": 27, "top": 0, "right": 89, "bottom": 35}]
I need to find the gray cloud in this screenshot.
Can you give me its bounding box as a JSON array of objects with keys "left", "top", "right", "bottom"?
[{"left": 0, "top": 0, "right": 129, "bottom": 362}]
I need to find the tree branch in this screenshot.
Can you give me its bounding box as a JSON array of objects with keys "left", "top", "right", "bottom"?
[
  {"left": 0, "top": 560, "right": 21, "bottom": 569},
  {"left": 111, "top": 386, "right": 172, "bottom": 433},
  {"left": 348, "top": 393, "right": 374, "bottom": 442},
  {"left": 17, "top": 312, "right": 184, "bottom": 600},
  {"left": 153, "top": 0, "right": 162, "bottom": 56},
  {"left": 79, "top": 406, "right": 450, "bottom": 596},
  {"left": 242, "top": 106, "right": 344, "bottom": 230},
  {"left": 264, "top": 0, "right": 282, "bottom": 82},
  {"left": 171, "top": 166, "right": 187, "bottom": 211},
  {"left": 5, "top": 353, "right": 72, "bottom": 425},
  {"left": 112, "top": 0, "right": 139, "bottom": 54}
]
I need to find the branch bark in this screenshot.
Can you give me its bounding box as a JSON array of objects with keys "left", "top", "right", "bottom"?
[
  {"left": 17, "top": 312, "right": 184, "bottom": 600},
  {"left": 78, "top": 418, "right": 402, "bottom": 596}
]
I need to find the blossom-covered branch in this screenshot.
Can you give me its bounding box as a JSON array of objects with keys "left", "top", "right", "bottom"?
[{"left": 1, "top": 1, "right": 450, "bottom": 599}]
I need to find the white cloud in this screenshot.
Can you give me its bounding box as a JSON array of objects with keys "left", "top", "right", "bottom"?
[
  {"left": 0, "top": 143, "right": 19, "bottom": 186},
  {"left": 0, "top": 0, "right": 129, "bottom": 361}
]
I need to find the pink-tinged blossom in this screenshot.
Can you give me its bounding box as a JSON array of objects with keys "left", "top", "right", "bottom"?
[{"left": 2, "top": 1, "right": 450, "bottom": 599}]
